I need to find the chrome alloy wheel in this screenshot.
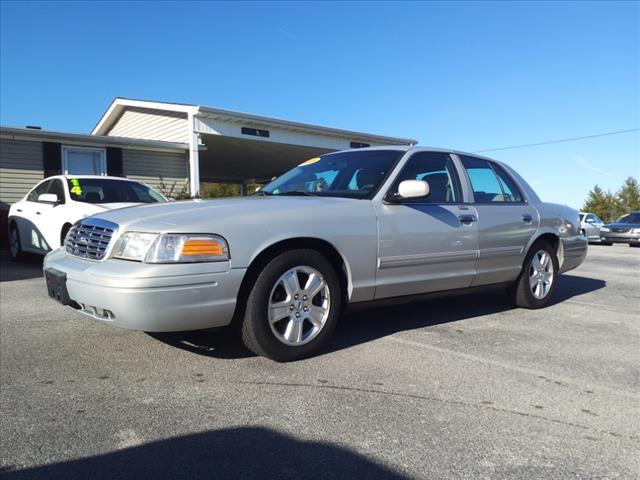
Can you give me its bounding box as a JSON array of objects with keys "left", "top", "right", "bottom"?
[
  {"left": 9, "top": 228, "right": 20, "bottom": 258},
  {"left": 268, "top": 265, "right": 331, "bottom": 346},
  {"left": 529, "top": 250, "right": 554, "bottom": 299}
]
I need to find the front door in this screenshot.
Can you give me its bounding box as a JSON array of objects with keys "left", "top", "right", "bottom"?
[
  {"left": 374, "top": 151, "right": 479, "bottom": 299},
  {"left": 457, "top": 155, "right": 538, "bottom": 286}
]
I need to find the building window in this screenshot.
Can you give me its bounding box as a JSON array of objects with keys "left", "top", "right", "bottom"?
[{"left": 62, "top": 146, "right": 106, "bottom": 175}]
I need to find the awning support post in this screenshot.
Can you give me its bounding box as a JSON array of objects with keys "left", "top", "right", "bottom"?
[{"left": 188, "top": 113, "right": 200, "bottom": 197}]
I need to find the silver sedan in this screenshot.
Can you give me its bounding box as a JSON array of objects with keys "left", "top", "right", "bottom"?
[{"left": 43, "top": 147, "right": 587, "bottom": 361}]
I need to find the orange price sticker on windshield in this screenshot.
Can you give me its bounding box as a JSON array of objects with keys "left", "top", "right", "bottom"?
[{"left": 298, "top": 157, "right": 320, "bottom": 167}]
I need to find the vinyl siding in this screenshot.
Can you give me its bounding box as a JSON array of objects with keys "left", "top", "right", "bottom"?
[
  {"left": 107, "top": 107, "right": 190, "bottom": 143},
  {"left": 122, "top": 149, "right": 189, "bottom": 196},
  {"left": 0, "top": 139, "right": 44, "bottom": 207}
]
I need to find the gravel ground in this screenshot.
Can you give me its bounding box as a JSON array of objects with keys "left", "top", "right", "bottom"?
[{"left": 1, "top": 244, "right": 638, "bottom": 479}]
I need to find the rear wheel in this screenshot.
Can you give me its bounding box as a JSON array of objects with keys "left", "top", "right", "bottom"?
[
  {"left": 240, "top": 249, "right": 341, "bottom": 361},
  {"left": 9, "top": 224, "right": 24, "bottom": 261},
  {"left": 510, "top": 241, "right": 558, "bottom": 309}
]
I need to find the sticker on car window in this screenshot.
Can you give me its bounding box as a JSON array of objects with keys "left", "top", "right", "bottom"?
[
  {"left": 69, "top": 178, "right": 83, "bottom": 196},
  {"left": 298, "top": 157, "right": 320, "bottom": 167}
]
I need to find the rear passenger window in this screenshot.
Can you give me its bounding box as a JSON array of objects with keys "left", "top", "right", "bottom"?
[
  {"left": 460, "top": 156, "right": 522, "bottom": 203},
  {"left": 390, "top": 152, "right": 461, "bottom": 203},
  {"left": 492, "top": 164, "right": 523, "bottom": 202}
]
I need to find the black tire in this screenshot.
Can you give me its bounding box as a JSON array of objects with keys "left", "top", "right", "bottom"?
[
  {"left": 240, "top": 249, "right": 342, "bottom": 362},
  {"left": 510, "top": 240, "right": 559, "bottom": 309},
  {"left": 8, "top": 223, "right": 24, "bottom": 262},
  {"left": 629, "top": 243, "right": 640, "bottom": 248}
]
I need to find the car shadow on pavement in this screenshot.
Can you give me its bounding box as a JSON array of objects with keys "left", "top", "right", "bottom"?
[
  {"left": 0, "top": 251, "right": 43, "bottom": 282},
  {"left": 149, "top": 274, "right": 605, "bottom": 361},
  {"left": 328, "top": 274, "right": 605, "bottom": 354},
  {"left": 0, "top": 426, "right": 407, "bottom": 480}
]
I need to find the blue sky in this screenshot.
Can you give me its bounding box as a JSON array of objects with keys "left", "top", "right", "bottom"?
[{"left": 1, "top": 1, "right": 638, "bottom": 208}]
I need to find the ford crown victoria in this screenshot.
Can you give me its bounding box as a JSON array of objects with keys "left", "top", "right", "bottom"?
[{"left": 43, "top": 147, "right": 587, "bottom": 361}]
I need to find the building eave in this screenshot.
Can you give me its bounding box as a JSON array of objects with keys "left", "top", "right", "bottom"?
[{"left": 1, "top": 126, "right": 188, "bottom": 153}]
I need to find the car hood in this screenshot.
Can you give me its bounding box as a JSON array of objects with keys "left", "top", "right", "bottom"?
[
  {"left": 90, "top": 202, "right": 145, "bottom": 211},
  {"left": 604, "top": 222, "right": 640, "bottom": 228},
  {"left": 85, "top": 196, "right": 368, "bottom": 233}
]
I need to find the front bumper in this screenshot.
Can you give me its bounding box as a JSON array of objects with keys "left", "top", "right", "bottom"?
[
  {"left": 43, "top": 248, "right": 246, "bottom": 332},
  {"left": 600, "top": 231, "right": 640, "bottom": 244}
]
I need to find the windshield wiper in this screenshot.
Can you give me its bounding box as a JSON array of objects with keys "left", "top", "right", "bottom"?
[
  {"left": 275, "top": 191, "right": 317, "bottom": 197},
  {"left": 253, "top": 190, "right": 271, "bottom": 196}
]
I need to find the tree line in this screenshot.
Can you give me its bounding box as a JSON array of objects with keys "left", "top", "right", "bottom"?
[{"left": 582, "top": 177, "right": 640, "bottom": 223}]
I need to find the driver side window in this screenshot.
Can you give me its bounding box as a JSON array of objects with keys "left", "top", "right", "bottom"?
[
  {"left": 26, "top": 180, "right": 52, "bottom": 202},
  {"left": 389, "top": 152, "right": 461, "bottom": 203}
]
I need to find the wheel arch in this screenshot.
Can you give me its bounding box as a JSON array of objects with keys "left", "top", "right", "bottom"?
[
  {"left": 525, "top": 230, "right": 562, "bottom": 267},
  {"left": 60, "top": 222, "right": 73, "bottom": 245},
  {"left": 231, "top": 237, "right": 352, "bottom": 328}
]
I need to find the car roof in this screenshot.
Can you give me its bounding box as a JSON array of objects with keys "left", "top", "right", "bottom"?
[
  {"left": 323, "top": 145, "right": 500, "bottom": 161},
  {"left": 48, "top": 175, "right": 140, "bottom": 182}
]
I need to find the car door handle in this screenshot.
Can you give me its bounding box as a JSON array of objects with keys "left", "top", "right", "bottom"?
[
  {"left": 522, "top": 214, "right": 533, "bottom": 224},
  {"left": 36, "top": 212, "right": 41, "bottom": 215},
  {"left": 16, "top": 208, "right": 22, "bottom": 212},
  {"left": 458, "top": 214, "right": 477, "bottom": 224}
]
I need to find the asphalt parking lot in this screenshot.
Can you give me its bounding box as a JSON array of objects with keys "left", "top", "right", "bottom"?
[{"left": 1, "top": 245, "right": 638, "bottom": 479}]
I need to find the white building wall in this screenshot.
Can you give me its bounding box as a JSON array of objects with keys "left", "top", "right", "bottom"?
[
  {"left": 195, "top": 117, "right": 370, "bottom": 151},
  {"left": 107, "top": 107, "right": 190, "bottom": 143}
]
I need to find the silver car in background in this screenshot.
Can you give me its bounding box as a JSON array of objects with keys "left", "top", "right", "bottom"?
[
  {"left": 579, "top": 212, "right": 609, "bottom": 245},
  {"left": 43, "top": 147, "right": 587, "bottom": 361},
  {"left": 599, "top": 211, "right": 640, "bottom": 247}
]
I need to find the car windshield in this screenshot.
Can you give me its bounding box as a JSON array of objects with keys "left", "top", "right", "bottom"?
[
  {"left": 615, "top": 212, "right": 640, "bottom": 224},
  {"left": 258, "top": 150, "right": 404, "bottom": 199},
  {"left": 67, "top": 178, "right": 166, "bottom": 204}
]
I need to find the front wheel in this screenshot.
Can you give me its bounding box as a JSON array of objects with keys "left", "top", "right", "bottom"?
[
  {"left": 9, "top": 224, "right": 24, "bottom": 261},
  {"left": 240, "top": 249, "right": 342, "bottom": 361},
  {"left": 510, "top": 241, "right": 559, "bottom": 309}
]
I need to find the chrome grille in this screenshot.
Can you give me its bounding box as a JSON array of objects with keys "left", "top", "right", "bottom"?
[
  {"left": 65, "top": 218, "right": 118, "bottom": 260},
  {"left": 613, "top": 228, "right": 630, "bottom": 233}
]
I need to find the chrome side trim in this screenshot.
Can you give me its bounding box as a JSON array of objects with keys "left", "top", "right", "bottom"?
[
  {"left": 378, "top": 250, "right": 477, "bottom": 269},
  {"left": 477, "top": 246, "right": 524, "bottom": 258}
]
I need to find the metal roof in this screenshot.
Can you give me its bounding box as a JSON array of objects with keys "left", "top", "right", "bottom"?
[{"left": 92, "top": 97, "right": 417, "bottom": 146}]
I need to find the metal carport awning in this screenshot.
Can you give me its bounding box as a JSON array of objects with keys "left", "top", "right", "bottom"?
[{"left": 198, "top": 134, "right": 334, "bottom": 184}]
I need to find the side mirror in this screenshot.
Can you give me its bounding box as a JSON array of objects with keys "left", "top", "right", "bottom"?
[
  {"left": 38, "top": 193, "right": 59, "bottom": 204},
  {"left": 397, "top": 180, "right": 430, "bottom": 200}
]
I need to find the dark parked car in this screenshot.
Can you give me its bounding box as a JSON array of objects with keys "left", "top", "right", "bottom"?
[{"left": 599, "top": 211, "right": 640, "bottom": 247}]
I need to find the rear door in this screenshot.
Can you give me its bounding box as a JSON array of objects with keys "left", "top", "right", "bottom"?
[
  {"left": 17, "top": 179, "right": 53, "bottom": 253},
  {"left": 374, "top": 151, "right": 479, "bottom": 299},
  {"left": 457, "top": 155, "right": 537, "bottom": 286}
]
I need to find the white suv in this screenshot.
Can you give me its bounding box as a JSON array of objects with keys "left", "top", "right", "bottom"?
[{"left": 8, "top": 175, "right": 166, "bottom": 260}]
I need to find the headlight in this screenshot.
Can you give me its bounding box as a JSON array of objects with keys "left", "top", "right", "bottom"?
[
  {"left": 112, "top": 232, "right": 159, "bottom": 261},
  {"left": 631, "top": 228, "right": 640, "bottom": 234},
  {"left": 600, "top": 227, "right": 610, "bottom": 232},
  {"left": 145, "top": 234, "right": 229, "bottom": 263},
  {"left": 113, "top": 232, "right": 229, "bottom": 263}
]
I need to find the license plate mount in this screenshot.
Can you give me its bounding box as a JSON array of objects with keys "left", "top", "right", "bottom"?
[{"left": 44, "top": 268, "right": 74, "bottom": 306}]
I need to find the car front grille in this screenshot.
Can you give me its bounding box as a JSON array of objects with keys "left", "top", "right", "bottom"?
[
  {"left": 612, "top": 228, "right": 630, "bottom": 233},
  {"left": 65, "top": 218, "right": 119, "bottom": 260}
]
